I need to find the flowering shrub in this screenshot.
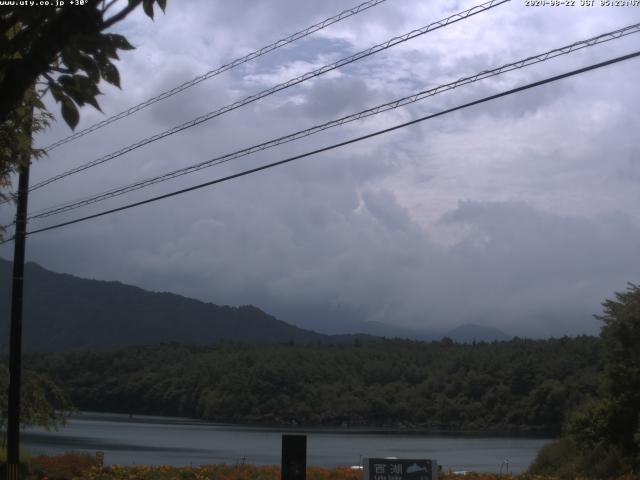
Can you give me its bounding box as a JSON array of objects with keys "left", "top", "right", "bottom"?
[
  {"left": 22, "top": 455, "right": 640, "bottom": 480},
  {"left": 28, "top": 452, "right": 99, "bottom": 479}
]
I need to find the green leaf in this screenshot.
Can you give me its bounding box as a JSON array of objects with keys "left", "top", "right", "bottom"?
[
  {"left": 76, "top": 53, "right": 100, "bottom": 82},
  {"left": 57, "top": 74, "right": 73, "bottom": 89},
  {"left": 100, "top": 62, "right": 121, "bottom": 89},
  {"left": 73, "top": 74, "right": 94, "bottom": 92},
  {"left": 142, "top": 0, "right": 154, "bottom": 19},
  {"left": 57, "top": 77, "right": 85, "bottom": 107},
  {"left": 156, "top": 0, "right": 167, "bottom": 12},
  {"left": 84, "top": 95, "right": 101, "bottom": 112},
  {"left": 33, "top": 97, "right": 45, "bottom": 111},
  {"left": 105, "top": 33, "right": 135, "bottom": 51},
  {"left": 49, "top": 83, "right": 64, "bottom": 103},
  {"left": 60, "top": 48, "right": 80, "bottom": 73},
  {"left": 96, "top": 38, "right": 120, "bottom": 60},
  {"left": 60, "top": 95, "right": 79, "bottom": 130},
  {"left": 75, "top": 33, "right": 101, "bottom": 56},
  {"left": 60, "top": 75, "right": 102, "bottom": 111}
]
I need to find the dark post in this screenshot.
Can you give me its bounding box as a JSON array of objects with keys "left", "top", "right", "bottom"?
[
  {"left": 5, "top": 149, "right": 31, "bottom": 479},
  {"left": 281, "top": 434, "right": 306, "bottom": 480}
]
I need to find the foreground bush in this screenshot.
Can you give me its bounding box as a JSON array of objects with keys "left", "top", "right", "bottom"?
[
  {"left": 527, "top": 438, "right": 581, "bottom": 478},
  {"left": 528, "top": 438, "right": 635, "bottom": 480},
  {"left": 21, "top": 454, "right": 640, "bottom": 480},
  {"left": 56, "top": 464, "right": 355, "bottom": 480},
  {"left": 27, "top": 452, "right": 99, "bottom": 479}
]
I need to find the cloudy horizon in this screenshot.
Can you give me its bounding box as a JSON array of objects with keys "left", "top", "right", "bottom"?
[{"left": 1, "top": 0, "right": 639, "bottom": 338}]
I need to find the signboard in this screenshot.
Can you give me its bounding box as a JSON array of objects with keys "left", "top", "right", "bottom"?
[
  {"left": 282, "top": 434, "right": 306, "bottom": 480},
  {"left": 363, "top": 458, "right": 437, "bottom": 480}
]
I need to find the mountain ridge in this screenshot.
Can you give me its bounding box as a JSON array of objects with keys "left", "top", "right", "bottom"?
[
  {"left": 0, "top": 258, "right": 510, "bottom": 351},
  {"left": 0, "top": 259, "right": 337, "bottom": 351}
]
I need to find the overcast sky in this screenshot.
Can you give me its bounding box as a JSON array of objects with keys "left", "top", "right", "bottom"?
[{"left": 2, "top": 0, "right": 639, "bottom": 337}]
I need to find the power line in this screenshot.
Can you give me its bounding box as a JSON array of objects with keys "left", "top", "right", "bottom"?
[
  {"left": 26, "top": 22, "right": 640, "bottom": 221},
  {"left": 27, "top": 0, "right": 509, "bottom": 193},
  {"left": 41, "top": 0, "right": 390, "bottom": 152},
  {"left": 6, "top": 49, "right": 636, "bottom": 242}
]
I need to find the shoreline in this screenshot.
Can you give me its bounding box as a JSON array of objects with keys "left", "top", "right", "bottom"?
[{"left": 70, "top": 411, "right": 557, "bottom": 439}]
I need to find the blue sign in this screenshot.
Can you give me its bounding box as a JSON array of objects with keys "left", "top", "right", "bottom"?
[{"left": 363, "top": 458, "right": 437, "bottom": 480}]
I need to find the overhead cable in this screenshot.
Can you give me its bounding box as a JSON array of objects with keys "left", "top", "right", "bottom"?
[
  {"left": 41, "top": 0, "right": 390, "bottom": 152},
  {"left": 27, "top": 0, "right": 509, "bottom": 193},
  {"left": 27, "top": 22, "right": 640, "bottom": 221},
  {"left": 6, "top": 49, "right": 636, "bottom": 242}
]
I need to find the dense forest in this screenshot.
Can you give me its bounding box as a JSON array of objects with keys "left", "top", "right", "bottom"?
[{"left": 24, "top": 336, "right": 602, "bottom": 434}]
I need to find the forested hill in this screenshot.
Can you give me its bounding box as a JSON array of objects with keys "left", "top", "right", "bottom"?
[
  {"left": 0, "top": 259, "right": 338, "bottom": 351},
  {"left": 0, "top": 259, "right": 508, "bottom": 351},
  {"left": 26, "top": 336, "right": 602, "bottom": 434}
]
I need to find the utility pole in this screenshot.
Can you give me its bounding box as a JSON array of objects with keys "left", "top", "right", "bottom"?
[{"left": 5, "top": 107, "right": 32, "bottom": 480}]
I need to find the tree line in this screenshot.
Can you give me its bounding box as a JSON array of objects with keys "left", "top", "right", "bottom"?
[{"left": 22, "top": 335, "right": 602, "bottom": 434}]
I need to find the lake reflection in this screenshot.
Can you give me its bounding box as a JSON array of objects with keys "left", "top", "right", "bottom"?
[{"left": 24, "top": 412, "right": 552, "bottom": 474}]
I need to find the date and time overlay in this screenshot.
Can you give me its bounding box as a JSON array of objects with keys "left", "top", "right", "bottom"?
[
  {"left": 525, "top": 0, "right": 639, "bottom": 7},
  {"left": 2, "top": 0, "right": 640, "bottom": 8}
]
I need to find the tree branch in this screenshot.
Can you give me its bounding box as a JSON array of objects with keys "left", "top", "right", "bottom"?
[
  {"left": 102, "top": 0, "right": 120, "bottom": 14},
  {"left": 102, "top": 0, "right": 143, "bottom": 29}
]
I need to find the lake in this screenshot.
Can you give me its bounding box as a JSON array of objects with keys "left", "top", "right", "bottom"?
[{"left": 23, "top": 412, "right": 552, "bottom": 474}]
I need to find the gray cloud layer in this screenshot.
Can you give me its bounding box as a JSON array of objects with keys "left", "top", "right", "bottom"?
[{"left": 2, "top": 0, "right": 639, "bottom": 337}]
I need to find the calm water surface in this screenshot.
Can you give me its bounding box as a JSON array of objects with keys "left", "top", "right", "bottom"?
[{"left": 24, "top": 412, "right": 552, "bottom": 474}]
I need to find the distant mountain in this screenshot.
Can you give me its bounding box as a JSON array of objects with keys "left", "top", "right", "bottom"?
[
  {"left": 0, "top": 259, "right": 361, "bottom": 352},
  {"left": 355, "top": 320, "right": 439, "bottom": 340},
  {"left": 288, "top": 315, "right": 510, "bottom": 343},
  {"left": 357, "top": 322, "right": 510, "bottom": 342},
  {"left": 0, "top": 259, "right": 511, "bottom": 351},
  {"left": 444, "top": 323, "right": 511, "bottom": 343}
]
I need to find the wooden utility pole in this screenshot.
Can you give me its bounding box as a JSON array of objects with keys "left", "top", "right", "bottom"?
[{"left": 5, "top": 109, "right": 32, "bottom": 480}]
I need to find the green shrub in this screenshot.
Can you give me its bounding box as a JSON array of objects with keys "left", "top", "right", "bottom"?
[
  {"left": 28, "top": 452, "right": 99, "bottom": 480},
  {"left": 529, "top": 437, "right": 634, "bottom": 479},
  {"left": 528, "top": 438, "right": 580, "bottom": 479}
]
